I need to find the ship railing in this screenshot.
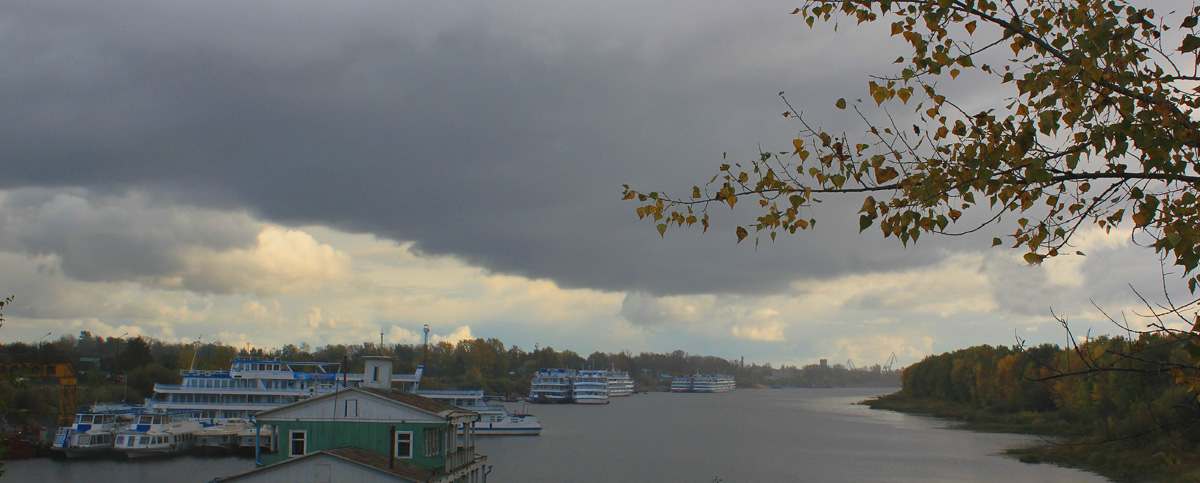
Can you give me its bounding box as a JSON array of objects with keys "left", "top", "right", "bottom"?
[{"left": 178, "top": 369, "right": 231, "bottom": 377}]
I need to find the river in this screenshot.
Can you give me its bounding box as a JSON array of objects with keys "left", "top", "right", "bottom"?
[{"left": 5, "top": 388, "right": 1107, "bottom": 482}]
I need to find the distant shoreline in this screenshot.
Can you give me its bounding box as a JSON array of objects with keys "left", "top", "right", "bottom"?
[{"left": 861, "top": 393, "right": 1197, "bottom": 482}]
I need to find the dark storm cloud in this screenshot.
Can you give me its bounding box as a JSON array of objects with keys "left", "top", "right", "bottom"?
[
  {"left": 0, "top": 189, "right": 260, "bottom": 284},
  {"left": 0, "top": 0, "right": 960, "bottom": 296}
]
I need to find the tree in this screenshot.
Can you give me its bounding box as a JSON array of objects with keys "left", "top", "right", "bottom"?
[{"left": 623, "top": 1, "right": 1200, "bottom": 389}]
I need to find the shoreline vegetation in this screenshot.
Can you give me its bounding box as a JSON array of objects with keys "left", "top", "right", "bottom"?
[{"left": 859, "top": 336, "right": 1200, "bottom": 482}]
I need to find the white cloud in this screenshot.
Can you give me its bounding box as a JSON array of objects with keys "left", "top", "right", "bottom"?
[{"left": 431, "top": 326, "right": 473, "bottom": 345}]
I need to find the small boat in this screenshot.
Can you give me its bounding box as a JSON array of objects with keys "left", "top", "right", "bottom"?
[
  {"left": 195, "top": 418, "right": 255, "bottom": 454},
  {"left": 418, "top": 389, "right": 542, "bottom": 435},
  {"left": 52, "top": 410, "right": 130, "bottom": 458},
  {"left": 236, "top": 423, "right": 273, "bottom": 452},
  {"left": 114, "top": 411, "right": 203, "bottom": 458}
]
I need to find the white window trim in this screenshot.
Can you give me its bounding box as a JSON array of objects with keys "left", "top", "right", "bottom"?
[
  {"left": 289, "top": 429, "right": 307, "bottom": 457},
  {"left": 394, "top": 431, "right": 413, "bottom": 459}
]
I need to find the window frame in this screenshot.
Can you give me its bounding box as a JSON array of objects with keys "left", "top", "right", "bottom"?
[
  {"left": 394, "top": 431, "right": 413, "bottom": 459},
  {"left": 289, "top": 429, "right": 307, "bottom": 457}
]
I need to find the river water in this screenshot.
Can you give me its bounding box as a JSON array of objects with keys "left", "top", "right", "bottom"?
[{"left": 5, "top": 388, "right": 1107, "bottom": 482}]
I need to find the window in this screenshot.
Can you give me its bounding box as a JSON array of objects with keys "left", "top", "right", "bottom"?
[
  {"left": 344, "top": 399, "right": 358, "bottom": 418},
  {"left": 394, "top": 431, "right": 412, "bottom": 458},
  {"left": 423, "top": 428, "right": 441, "bottom": 457},
  {"left": 289, "top": 430, "right": 307, "bottom": 457}
]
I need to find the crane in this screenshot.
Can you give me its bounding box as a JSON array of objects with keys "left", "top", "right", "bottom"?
[
  {"left": 0, "top": 363, "right": 78, "bottom": 426},
  {"left": 882, "top": 352, "right": 898, "bottom": 371}
]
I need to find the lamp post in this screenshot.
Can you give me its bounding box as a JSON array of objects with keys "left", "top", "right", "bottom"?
[
  {"left": 116, "top": 332, "right": 129, "bottom": 403},
  {"left": 38, "top": 331, "right": 51, "bottom": 363}
]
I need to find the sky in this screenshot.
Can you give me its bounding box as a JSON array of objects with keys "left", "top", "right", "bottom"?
[{"left": 0, "top": 0, "right": 1186, "bottom": 369}]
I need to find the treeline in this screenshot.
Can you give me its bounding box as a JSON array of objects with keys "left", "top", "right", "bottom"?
[
  {"left": 871, "top": 334, "right": 1200, "bottom": 480},
  {"left": 0, "top": 331, "right": 898, "bottom": 415}
]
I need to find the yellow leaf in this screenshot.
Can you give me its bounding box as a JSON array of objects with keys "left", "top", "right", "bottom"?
[
  {"left": 965, "top": 20, "right": 976, "bottom": 35},
  {"left": 793, "top": 139, "right": 805, "bottom": 153},
  {"left": 622, "top": 191, "right": 637, "bottom": 200},
  {"left": 692, "top": 187, "right": 702, "bottom": 199},
  {"left": 736, "top": 226, "right": 749, "bottom": 243},
  {"left": 859, "top": 196, "right": 876, "bottom": 214}
]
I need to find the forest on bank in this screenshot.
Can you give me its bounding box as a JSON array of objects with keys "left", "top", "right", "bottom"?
[
  {"left": 0, "top": 331, "right": 899, "bottom": 425},
  {"left": 868, "top": 333, "right": 1200, "bottom": 480}
]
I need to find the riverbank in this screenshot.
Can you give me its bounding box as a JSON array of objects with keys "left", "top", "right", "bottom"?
[{"left": 863, "top": 392, "right": 1200, "bottom": 482}]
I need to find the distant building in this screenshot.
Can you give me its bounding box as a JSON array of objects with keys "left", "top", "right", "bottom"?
[{"left": 819, "top": 359, "right": 828, "bottom": 368}]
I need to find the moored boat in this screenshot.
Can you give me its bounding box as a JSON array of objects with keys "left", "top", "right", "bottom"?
[
  {"left": 671, "top": 374, "right": 735, "bottom": 393},
  {"left": 114, "top": 411, "right": 203, "bottom": 458},
  {"left": 52, "top": 410, "right": 130, "bottom": 458},
  {"left": 529, "top": 368, "right": 575, "bottom": 403},
  {"left": 670, "top": 375, "right": 693, "bottom": 392},
  {"left": 418, "top": 389, "right": 542, "bottom": 435},
  {"left": 606, "top": 371, "right": 634, "bottom": 397},
  {"left": 145, "top": 358, "right": 423, "bottom": 420},
  {"left": 572, "top": 370, "right": 610, "bottom": 405},
  {"left": 195, "top": 418, "right": 254, "bottom": 454}
]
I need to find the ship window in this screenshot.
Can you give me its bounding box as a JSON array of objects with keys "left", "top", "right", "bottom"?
[
  {"left": 289, "top": 430, "right": 307, "bottom": 457},
  {"left": 394, "top": 431, "right": 412, "bottom": 458}
]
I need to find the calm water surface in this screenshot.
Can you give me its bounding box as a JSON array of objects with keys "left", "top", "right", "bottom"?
[{"left": 6, "top": 388, "right": 1107, "bottom": 482}]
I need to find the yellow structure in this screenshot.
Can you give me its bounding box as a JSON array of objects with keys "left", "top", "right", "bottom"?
[{"left": 0, "top": 363, "right": 78, "bottom": 426}]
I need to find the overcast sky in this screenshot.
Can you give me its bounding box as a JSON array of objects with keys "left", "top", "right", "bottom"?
[{"left": 0, "top": 0, "right": 1182, "bottom": 368}]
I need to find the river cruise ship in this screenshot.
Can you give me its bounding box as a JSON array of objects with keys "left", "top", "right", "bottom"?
[
  {"left": 670, "top": 374, "right": 735, "bottom": 393},
  {"left": 145, "top": 359, "right": 423, "bottom": 420},
  {"left": 670, "top": 375, "right": 693, "bottom": 392},
  {"left": 606, "top": 371, "right": 634, "bottom": 397},
  {"left": 529, "top": 368, "right": 576, "bottom": 403},
  {"left": 572, "top": 370, "right": 610, "bottom": 404}
]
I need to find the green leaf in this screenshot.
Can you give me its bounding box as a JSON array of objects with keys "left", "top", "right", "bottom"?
[
  {"left": 836, "top": 98, "right": 847, "bottom": 109},
  {"left": 1183, "top": 34, "right": 1200, "bottom": 53},
  {"left": 859, "top": 215, "right": 873, "bottom": 232}
]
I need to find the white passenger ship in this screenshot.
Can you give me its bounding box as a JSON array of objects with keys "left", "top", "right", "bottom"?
[
  {"left": 572, "top": 370, "right": 610, "bottom": 404},
  {"left": 606, "top": 371, "right": 634, "bottom": 397},
  {"left": 529, "top": 368, "right": 576, "bottom": 403},
  {"left": 670, "top": 374, "right": 735, "bottom": 393},
  {"left": 145, "top": 358, "right": 423, "bottom": 420}
]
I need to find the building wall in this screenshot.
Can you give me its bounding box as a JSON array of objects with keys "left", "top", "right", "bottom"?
[{"left": 265, "top": 420, "right": 450, "bottom": 469}]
